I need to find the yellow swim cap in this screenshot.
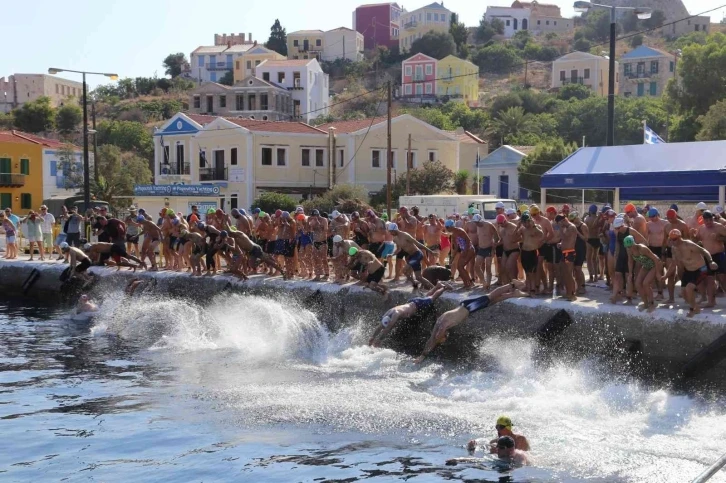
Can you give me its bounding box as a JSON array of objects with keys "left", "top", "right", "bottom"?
[
  {"left": 496, "top": 416, "right": 513, "bottom": 428},
  {"left": 519, "top": 204, "right": 529, "bottom": 214}
]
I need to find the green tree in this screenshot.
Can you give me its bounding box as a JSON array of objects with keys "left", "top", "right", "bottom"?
[
  {"left": 252, "top": 191, "right": 297, "bottom": 214},
  {"left": 696, "top": 100, "right": 726, "bottom": 140},
  {"left": 475, "top": 16, "right": 504, "bottom": 44},
  {"left": 266, "top": 19, "right": 288, "bottom": 56},
  {"left": 13, "top": 96, "right": 55, "bottom": 133},
  {"left": 163, "top": 53, "right": 188, "bottom": 78},
  {"left": 511, "top": 30, "right": 532, "bottom": 50},
  {"left": 517, "top": 138, "right": 579, "bottom": 203},
  {"left": 56, "top": 104, "right": 82, "bottom": 134},
  {"left": 488, "top": 106, "right": 533, "bottom": 143},
  {"left": 91, "top": 145, "right": 152, "bottom": 209},
  {"left": 557, "top": 83, "right": 593, "bottom": 101},
  {"left": 301, "top": 184, "right": 371, "bottom": 214},
  {"left": 667, "top": 33, "right": 726, "bottom": 117},
  {"left": 621, "top": 11, "right": 639, "bottom": 32},
  {"left": 641, "top": 10, "right": 665, "bottom": 30},
  {"left": 410, "top": 31, "right": 456, "bottom": 59},
  {"left": 454, "top": 170, "right": 469, "bottom": 194},
  {"left": 0, "top": 112, "right": 15, "bottom": 130},
  {"left": 405, "top": 106, "right": 456, "bottom": 130},
  {"left": 218, "top": 71, "right": 234, "bottom": 86},
  {"left": 582, "top": 10, "right": 620, "bottom": 41},
  {"left": 449, "top": 13, "right": 469, "bottom": 54},
  {"left": 96, "top": 120, "right": 154, "bottom": 159},
  {"left": 443, "top": 102, "right": 489, "bottom": 132},
  {"left": 629, "top": 34, "right": 644, "bottom": 48},
  {"left": 472, "top": 44, "right": 522, "bottom": 73}
]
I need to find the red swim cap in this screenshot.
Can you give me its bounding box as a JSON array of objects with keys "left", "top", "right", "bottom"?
[
  {"left": 546, "top": 206, "right": 557, "bottom": 214},
  {"left": 562, "top": 204, "right": 571, "bottom": 211},
  {"left": 666, "top": 209, "right": 677, "bottom": 219},
  {"left": 275, "top": 209, "right": 282, "bottom": 218},
  {"left": 496, "top": 214, "right": 507, "bottom": 224}
]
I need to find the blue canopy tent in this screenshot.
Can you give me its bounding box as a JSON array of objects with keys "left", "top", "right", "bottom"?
[{"left": 540, "top": 141, "right": 726, "bottom": 211}]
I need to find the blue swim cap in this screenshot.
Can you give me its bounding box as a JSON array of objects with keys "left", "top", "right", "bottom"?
[
  {"left": 589, "top": 204, "right": 598, "bottom": 214},
  {"left": 138, "top": 208, "right": 146, "bottom": 215},
  {"left": 444, "top": 219, "right": 455, "bottom": 228},
  {"left": 647, "top": 208, "right": 659, "bottom": 218},
  {"left": 601, "top": 205, "right": 611, "bottom": 213},
  {"left": 172, "top": 218, "right": 179, "bottom": 225},
  {"left": 252, "top": 208, "right": 261, "bottom": 214},
  {"left": 136, "top": 215, "right": 145, "bottom": 222},
  {"left": 197, "top": 221, "right": 206, "bottom": 230},
  {"left": 240, "top": 209, "right": 247, "bottom": 216},
  {"left": 220, "top": 230, "right": 228, "bottom": 237},
  {"left": 670, "top": 204, "right": 678, "bottom": 212}
]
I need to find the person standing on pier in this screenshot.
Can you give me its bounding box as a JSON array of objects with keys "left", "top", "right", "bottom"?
[
  {"left": 517, "top": 212, "right": 544, "bottom": 296},
  {"left": 692, "top": 210, "right": 726, "bottom": 308},
  {"left": 473, "top": 214, "right": 499, "bottom": 289},
  {"left": 389, "top": 223, "right": 434, "bottom": 290}
]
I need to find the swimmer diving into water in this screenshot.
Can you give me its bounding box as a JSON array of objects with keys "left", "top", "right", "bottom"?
[
  {"left": 369, "top": 282, "right": 451, "bottom": 347},
  {"left": 414, "top": 280, "right": 529, "bottom": 364}
]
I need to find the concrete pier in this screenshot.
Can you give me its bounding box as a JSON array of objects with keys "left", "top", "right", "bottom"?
[{"left": 2, "top": 259, "right": 726, "bottom": 387}]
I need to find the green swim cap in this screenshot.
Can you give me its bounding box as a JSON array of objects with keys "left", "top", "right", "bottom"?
[
  {"left": 166, "top": 209, "right": 175, "bottom": 216},
  {"left": 468, "top": 207, "right": 475, "bottom": 215},
  {"left": 381, "top": 213, "right": 389, "bottom": 220},
  {"left": 259, "top": 211, "right": 267, "bottom": 217},
  {"left": 207, "top": 208, "right": 216, "bottom": 215},
  {"left": 521, "top": 213, "right": 531, "bottom": 222},
  {"left": 623, "top": 235, "right": 635, "bottom": 248},
  {"left": 349, "top": 246, "right": 358, "bottom": 256}
]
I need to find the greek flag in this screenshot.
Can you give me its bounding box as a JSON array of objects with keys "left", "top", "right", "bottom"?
[{"left": 644, "top": 124, "right": 665, "bottom": 144}]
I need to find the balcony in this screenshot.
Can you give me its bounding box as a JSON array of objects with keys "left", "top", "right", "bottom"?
[
  {"left": 199, "top": 167, "right": 228, "bottom": 181},
  {"left": 404, "top": 19, "right": 417, "bottom": 29},
  {"left": 159, "top": 163, "right": 191, "bottom": 176},
  {"left": 0, "top": 173, "right": 25, "bottom": 187},
  {"left": 625, "top": 71, "right": 655, "bottom": 80},
  {"left": 562, "top": 77, "right": 585, "bottom": 85},
  {"left": 206, "top": 62, "right": 233, "bottom": 71}
]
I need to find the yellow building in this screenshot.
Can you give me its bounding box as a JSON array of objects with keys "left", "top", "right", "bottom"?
[
  {"left": 287, "top": 30, "right": 325, "bottom": 61},
  {"left": 399, "top": 2, "right": 452, "bottom": 52},
  {"left": 0, "top": 131, "right": 44, "bottom": 215},
  {"left": 233, "top": 45, "right": 286, "bottom": 83},
  {"left": 436, "top": 55, "right": 480, "bottom": 107},
  {"left": 551, "top": 51, "right": 619, "bottom": 97}
]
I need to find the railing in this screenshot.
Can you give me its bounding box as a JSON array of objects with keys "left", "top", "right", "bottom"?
[
  {"left": 691, "top": 451, "right": 726, "bottom": 483},
  {"left": 404, "top": 20, "right": 417, "bottom": 29},
  {"left": 206, "top": 62, "right": 233, "bottom": 71},
  {"left": 562, "top": 77, "right": 585, "bottom": 85},
  {"left": 625, "top": 71, "right": 655, "bottom": 79},
  {"left": 0, "top": 173, "right": 25, "bottom": 186},
  {"left": 199, "top": 167, "right": 228, "bottom": 181},
  {"left": 159, "top": 163, "right": 191, "bottom": 176}
]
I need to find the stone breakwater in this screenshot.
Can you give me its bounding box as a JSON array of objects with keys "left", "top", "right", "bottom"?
[{"left": 1, "top": 259, "right": 725, "bottom": 386}]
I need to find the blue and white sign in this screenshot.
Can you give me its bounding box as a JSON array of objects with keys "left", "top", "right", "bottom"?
[
  {"left": 189, "top": 202, "right": 217, "bottom": 214},
  {"left": 134, "top": 185, "right": 222, "bottom": 197}
]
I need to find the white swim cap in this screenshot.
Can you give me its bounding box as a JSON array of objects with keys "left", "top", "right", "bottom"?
[
  {"left": 472, "top": 214, "right": 482, "bottom": 222},
  {"left": 505, "top": 208, "right": 516, "bottom": 216},
  {"left": 696, "top": 202, "right": 708, "bottom": 210},
  {"left": 333, "top": 235, "right": 343, "bottom": 243},
  {"left": 332, "top": 210, "right": 340, "bottom": 218},
  {"left": 495, "top": 202, "right": 505, "bottom": 209},
  {"left": 83, "top": 243, "right": 92, "bottom": 251},
  {"left": 381, "top": 315, "right": 391, "bottom": 327},
  {"left": 60, "top": 242, "right": 69, "bottom": 250},
  {"left": 387, "top": 223, "right": 399, "bottom": 231},
  {"left": 612, "top": 217, "right": 625, "bottom": 228}
]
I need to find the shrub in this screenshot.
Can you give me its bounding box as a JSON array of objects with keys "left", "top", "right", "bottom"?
[{"left": 251, "top": 191, "right": 297, "bottom": 214}]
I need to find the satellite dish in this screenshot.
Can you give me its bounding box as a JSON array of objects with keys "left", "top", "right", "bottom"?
[
  {"left": 249, "top": 115, "right": 255, "bottom": 120},
  {"left": 262, "top": 115, "right": 268, "bottom": 121},
  {"left": 161, "top": 166, "right": 171, "bottom": 175}
]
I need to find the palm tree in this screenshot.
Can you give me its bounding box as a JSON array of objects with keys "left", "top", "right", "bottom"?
[{"left": 486, "top": 106, "right": 532, "bottom": 145}]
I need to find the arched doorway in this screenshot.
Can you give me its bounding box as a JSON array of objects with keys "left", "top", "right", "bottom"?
[
  {"left": 513, "top": 18, "right": 518, "bottom": 30},
  {"left": 522, "top": 18, "right": 528, "bottom": 30}
]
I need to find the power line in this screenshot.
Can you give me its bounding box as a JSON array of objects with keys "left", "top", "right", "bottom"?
[{"left": 337, "top": 97, "right": 386, "bottom": 177}]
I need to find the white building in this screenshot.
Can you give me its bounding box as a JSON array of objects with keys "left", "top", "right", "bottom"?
[
  {"left": 190, "top": 44, "right": 257, "bottom": 83},
  {"left": 485, "top": 6, "right": 531, "bottom": 37},
  {"left": 323, "top": 27, "right": 365, "bottom": 62},
  {"left": 255, "top": 59, "right": 329, "bottom": 123},
  {"left": 475, "top": 145, "right": 534, "bottom": 200}
]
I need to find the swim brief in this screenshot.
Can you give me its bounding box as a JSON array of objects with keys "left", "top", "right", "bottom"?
[
  {"left": 460, "top": 295, "right": 490, "bottom": 314},
  {"left": 406, "top": 250, "right": 424, "bottom": 272},
  {"left": 587, "top": 238, "right": 601, "bottom": 249},
  {"left": 681, "top": 266, "right": 708, "bottom": 287},
  {"left": 521, "top": 249, "right": 538, "bottom": 274},
  {"left": 476, "top": 246, "right": 492, "bottom": 258},
  {"left": 366, "top": 266, "right": 385, "bottom": 284}
]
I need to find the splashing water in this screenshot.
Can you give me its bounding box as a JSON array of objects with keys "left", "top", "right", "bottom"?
[{"left": 80, "top": 292, "right": 726, "bottom": 482}]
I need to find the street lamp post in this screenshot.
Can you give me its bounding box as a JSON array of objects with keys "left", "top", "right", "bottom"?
[
  {"left": 573, "top": 1, "right": 652, "bottom": 146},
  {"left": 48, "top": 68, "right": 118, "bottom": 211}
]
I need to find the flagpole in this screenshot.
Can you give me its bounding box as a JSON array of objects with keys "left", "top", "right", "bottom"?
[
  {"left": 476, "top": 148, "right": 480, "bottom": 196},
  {"left": 643, "top": 119, "right": 647, "bottom": 144}
]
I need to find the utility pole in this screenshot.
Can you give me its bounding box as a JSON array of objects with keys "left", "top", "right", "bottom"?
[
  {"left": 92, "top": 101, "right": 98, "bottom": 184},
  {"left": 606, "top": 5, "right": 616, "bottom": 146},
  {"left": 524, "top": 60, "right": 528, "bottom": 88},
  {"left": 386, "top": 81, "right": 392, "bottom": 219},
  {"left": 406, "top": 133, "right": 412, "bottom": 195}
]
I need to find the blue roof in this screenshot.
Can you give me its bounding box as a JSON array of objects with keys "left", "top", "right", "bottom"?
[
  {"left": 621, "top": 45, "right": 667, "bottom": 59},
  {"left": 541, "top": 141, "right": 726, "bottom": 194}
]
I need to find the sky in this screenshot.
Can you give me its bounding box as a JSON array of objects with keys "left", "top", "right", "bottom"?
[{"left": 2, "top": 0, "right": 724, "bottom": 89}]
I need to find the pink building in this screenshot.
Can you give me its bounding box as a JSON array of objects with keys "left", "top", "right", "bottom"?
[
  {"left": 401, "top": 53, "right": 437, "bottom": 98},
  {"left": 352, "top": 2, "right": 402, "bottom": 51}
]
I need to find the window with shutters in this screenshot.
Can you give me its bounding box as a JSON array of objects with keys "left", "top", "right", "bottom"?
[
  {"left": 261, "top": 147, "right": 272, "bottom": 166},
  {"left": 301, "top": 148, "right": 310, "bottom": 167},
  {"left": 372, "top": 150, "right": 381, "bottom": 168},
  {"left": 315, "top": 149, "right": 324, "bottom": 167},
  {"left": 20, "top": 159, "right": 29, "bottom": 175},
  {"left": 21, "top": 193, "right": 31, "bottom": 209}
]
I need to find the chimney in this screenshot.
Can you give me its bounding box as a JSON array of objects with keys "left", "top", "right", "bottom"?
[{"left": 249, "top": 33, "right": 252, "bottom": 42}]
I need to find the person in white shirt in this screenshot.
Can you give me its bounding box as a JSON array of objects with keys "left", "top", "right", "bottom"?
[{"left": 39, "top": 205, "right": 56, "bottom": 255}]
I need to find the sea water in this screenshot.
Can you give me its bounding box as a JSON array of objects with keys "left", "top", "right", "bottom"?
[{"left": 1, "top": 293, "right": 725, "bottom": 482}]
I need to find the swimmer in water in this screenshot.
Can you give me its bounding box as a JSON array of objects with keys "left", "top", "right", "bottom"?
[
  {"left": 414, "top": 280, "right": 529, "bottom": 364},
  {"left": 76, "top": 294, "right": 98, "bottom": 314},
  {"left": 467, "top": 415, "right": 531, "bottom": 453},
  {"left": 494, "top": 436, "right": 531, "bottom": 466},
  {"left": 369, "top": 282, "right": 450, "bottom": 347}
]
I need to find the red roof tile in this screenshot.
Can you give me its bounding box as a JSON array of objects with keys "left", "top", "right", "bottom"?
[
  {"left": 317, "top": 117, "right": 388, "bottom": 133},
  {"left": 0, "top": 130, "right": 77, "bottom": 148},
  {"left": 15, "top": 131, "right": 76, "bottom": 149},
  {"left": 0, "top": 131, "right": 37, "bottom": 144},
  {"left": 446, "top": 130, "right": 487, "bottom": 144},
  {"left": 186, "top": 114, "right": 326, "bottom": 134}
]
